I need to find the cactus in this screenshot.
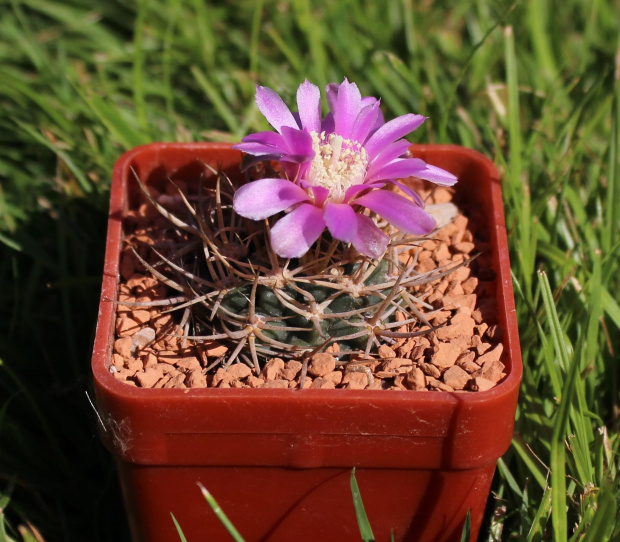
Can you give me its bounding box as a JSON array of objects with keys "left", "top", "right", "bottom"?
[
  {"left": 122, "top": 79, "right": 467, "bottom": 375},
  {"left": 128, "top": 165, "right": 467, "bottom": 374}
]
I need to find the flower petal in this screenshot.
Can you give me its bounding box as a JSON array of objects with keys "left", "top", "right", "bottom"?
[
  {"left": 334, "top": 78, "right": 362, "bottom": 139},
  {"left": 352, "top": 213, "right": 389, "bottom": 258},
  {"left": 360, "top": 96, "right": 385, "bottom": 134},
  {"left": 255, "top": 85, "right": 298, "bottom": 133},
  {"left": 367, "top": 139, "right": 412, "bottom": 173},
  {"left": 360, "top": 96, "right": 378, "bottom": 107},
  {"left": 354, "top": 189, "right": 436, "bottom": 235},
  {"left": 351, "top": 101, "right": 381, "bottom": 145},
  {"left": 241, "top": 131, "right": 287, "bottom": 146},
  {"left": 296, "top": 80, "right": 321, "bottom": 133},
  {"left": 383, "top": 179, "right": 425, "bottom": 207},
  {"left": 270, "top": 203, "right": 326, "bottom": 258},
  {"left": 281, "top": 126, "right": 315, "bottom": 162},
  {"left": 413, "top": 164, "right": 458, "bottom": 186},
  {"left": 364, "top": 114, "right": 426, "bottom": 160},
  {"left": 343, "top": 183, "right": 374, "bottom": 203},
  {"left": 326, "top": 83, "right": 339, "bottom": 113},
  {"left": 308, "top": 185, "right": 329, "bottom": 207},
  {"left": 233, "top": 131, "right": 287, "bottom": 156},
  {"left": 234, "top": 178, "right": 310, "bottom": 220},
  {"left": 321, "top": 112, "right": 335, "bottom": 134},
  {"left": 233, "top": 142, "right": 285, "bottom": 157},
  {"left": 324, "top": 202, "right": 358, "bottom": 242},
  {"left": 365, "top": 157, "right": 428, "bottom": 184}
]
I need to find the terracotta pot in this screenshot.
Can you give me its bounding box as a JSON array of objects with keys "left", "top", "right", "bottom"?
[{"left": 92, "top": 142, "right": 522, "bottom": 542}]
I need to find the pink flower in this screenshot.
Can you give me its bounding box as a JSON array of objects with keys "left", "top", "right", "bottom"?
[{"left": 233, "top": 79, "right": 457, "bottom": 259}]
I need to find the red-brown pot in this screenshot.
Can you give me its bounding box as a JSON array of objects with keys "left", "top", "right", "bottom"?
[{"left": 91, "top": 143, "right": 522, "bottom": 542}]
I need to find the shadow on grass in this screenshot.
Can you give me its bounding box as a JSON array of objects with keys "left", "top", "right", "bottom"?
[{"left": 0, "top": 192, "right": 130, "bottom": 541}]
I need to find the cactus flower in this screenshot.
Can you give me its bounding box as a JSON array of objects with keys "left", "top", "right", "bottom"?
[{"left": 233, "top": 79, "right": 457, "bottom": 259}]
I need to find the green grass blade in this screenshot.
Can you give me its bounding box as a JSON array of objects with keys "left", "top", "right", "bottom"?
[
  {"left": 602, "top": 47, "right": 619, "bottom": 252},
  {"left": 198, "top": 483, "right": 245, "bottom": 542},
  {"left": 497, "top": 457, "right": 524, "bottom": 498},
  {"left": 460, "top": 509, "right": 471, "bottom": 542},
  {"left": 14, "top": 121, "right": 91, "bottom": 194},
  {"left": 601, "top": 288, "right": 620, "bottom": 330},
  {"left": 350, "top": 469, "right": 375, "bottom": 542},
  {"left": 132, "top": 0, "right": 150, "bottom": 134},
  {"left": 511, "top": 436, "right": 548, "bottom": 491},
  {"left": 70, "top": 80, "right": 149, "bottom": 149},
  {"left": 539, "top": 270, "right": 580, "bottom": 542},
  {"left": 191, "top": 66, "right": 240, "bottom": 136},
  {"left": 581, "top": 484, "right": 617, "bottom": 542},
  {"left": 249, "top": 0, "right": 264, "bottom": 75},
  {"left": 526, "top": 0, "right": 558, "bottom": 79},
  {"left": 171, "top": 513, "right": 188, "bottom": 542},
  {"left": 527, "top": 487, "right": 552, "bottom": 542}
]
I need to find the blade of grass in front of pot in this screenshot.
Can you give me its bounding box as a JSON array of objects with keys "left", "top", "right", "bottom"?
[
  {"left": 350, "top": 469, "right": 375, "bottom": 542},
  {"left": 198, "top": 483, "right": 245, "bottom": 542},
  {"left": 460, "top": 510, "right": 471, "bottom": 542},
  {"left": 170, "top": 514, "right": 187, "bottom": 542}
]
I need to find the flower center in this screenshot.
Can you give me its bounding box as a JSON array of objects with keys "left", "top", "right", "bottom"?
[{"left": 308, "top": 131, "right": 368, "bottom": 203}]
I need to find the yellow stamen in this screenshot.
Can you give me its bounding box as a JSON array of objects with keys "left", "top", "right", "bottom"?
[{"left": 308, "top": 131, "right": 368, "bottom": 203}]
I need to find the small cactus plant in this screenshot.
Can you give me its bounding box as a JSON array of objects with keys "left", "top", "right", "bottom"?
[{"left": 126, "top": 79, "right": 466, "bottom": 374}]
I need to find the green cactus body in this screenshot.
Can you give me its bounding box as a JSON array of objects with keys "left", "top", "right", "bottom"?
[{"left": 217, "top": 259, "right": 390, "bottom": 351}]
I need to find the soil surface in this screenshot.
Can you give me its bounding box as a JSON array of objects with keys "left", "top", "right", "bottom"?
[{"left": 110, "top": 183, "right": 505, "bottom": 392}]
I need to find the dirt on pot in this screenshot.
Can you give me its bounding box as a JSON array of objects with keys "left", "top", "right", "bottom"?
[{"left": 109, "top": 183, "right": 505, "bottom": 392}]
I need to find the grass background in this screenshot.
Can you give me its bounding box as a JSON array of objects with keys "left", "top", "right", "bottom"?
[{"left": 0, "top": 0, "right": 619, "bottom": 540}]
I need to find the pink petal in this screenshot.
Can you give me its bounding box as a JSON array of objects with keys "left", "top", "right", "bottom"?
[
  {"left": 360, "top": 97, "right": 385, "bottom": 132},
  {"left": 326, "top": 83, "right": 339, "bottom": 113},
  {"left": 351, "top": 101, "right": 381, "bottom": 145},
  {"left": 241, "top": 131, "right": 286, "bottom": 146},
  {"left": 233, "top": 142, "right": 285, "bottom": 157},
  {"left": 414, "top": 164, "right": 458, "bottom": 186},
  {"left": 354, "top": 189, "right": 436, "bottom": 235},
  {"left": 281, "top": 126, "right": 315, "bottom": 162},
  {"left": 296, "top": 80, "right": 321, "bottom": 133},
  {"left": 233, "top": 131, "right": 287, "bottom": 156},
  {"left": 364, "top": 114, "right": 426, "bottom": 160},
  {"left": 321, "top": 112, "right": 335, "bottom": 134},
  {"left": 309, "top": 185, "right": 329, "bottom": 207},
  {"left": 365, "top": 157, "right": 428, "bottom": 184},
  {"left": 360, "top": 96, "right": 378, "bottom": 107},
  {"left": 334, "top": 78, "right": 362, "bottom": 139},
  {"left": 270, "top": 203, "right": 326, "bottom": 258},
  {"left": 352, "top": 214, "right": 389, "bottom": 258},
  {"left": 366, "top": 179, "right": 425, "bottom": 208},
  {"left": 366, "top": 139, "right": 412, "bottom": 173},
  {"left": 343, "top": 183, "right": 373, "bottom": 203},
  {"left": 324, "top": 202, "right": 358, "bottom": 242},
  {"left": 234, "top": 178, "right": 309, "bottom": 220},
  {"left": 255, "top": 85, "right": 298, "bottom": 134},
  {"left": 387, "top": 180, "right": 425, "bottom": 207}
]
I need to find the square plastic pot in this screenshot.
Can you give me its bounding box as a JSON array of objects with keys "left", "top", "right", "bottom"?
[{"left": 91, "top": 143, "right": 522, "bottom": 542}]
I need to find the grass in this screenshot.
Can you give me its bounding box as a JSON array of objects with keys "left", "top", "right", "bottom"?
[{"left": 0, "top": 0, "right": 618, "bottom": 540}]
